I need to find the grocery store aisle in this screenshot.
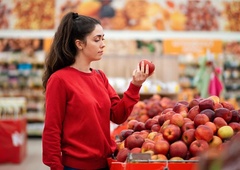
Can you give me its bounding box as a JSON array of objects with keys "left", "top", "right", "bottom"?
[{"left": 0, "top": 138, "right": 49, "bottom": 170}]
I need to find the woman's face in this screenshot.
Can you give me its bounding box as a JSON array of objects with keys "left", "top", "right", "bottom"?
[{"left": 81, "top": 24, "right": 105, "bottom": 61}]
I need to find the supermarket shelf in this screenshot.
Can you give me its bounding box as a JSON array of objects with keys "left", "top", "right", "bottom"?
[{"left": 1, "top": 30, "right": 240, "bottom": 41}]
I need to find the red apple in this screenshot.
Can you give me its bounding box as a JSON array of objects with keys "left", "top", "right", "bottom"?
[
  {"left": 127, "top": 119, "right": 138, "bottom": 129},
  {"left": 158, "top": 114, "right": 165, "bottom": 126},
  {"left": 154, "top": 139, "right": 170, "bottom": 155},
  {"left": 182, "top": 129, "right": 196, "bottom": 145},
  {"left": 169, "top": 140, "right": 188, "bottom": 159},
  {"left": 195, "top": 125, "right": 213, "bottom": 142},
  {"left": 198, "top": 98, "right": 214, "bottom": 111},
  {"left": 144, "top": 118, "right": 159, "bottom": 130},
  {"left": 116, "top": 148, "right": 130, "bottom": 162},
  {"left": 151, "top": 124, "right": 161, "bottom": 132},
  {"left": 119, "top": 129, "right": 134, "bottom": 141},
  {"left": 208, "top": 95, "right": 220, "bottom": 104},
  {"left": 200, "top": 109, "right": 215, "bottom": 121},
  {"left": 147, "top": 131, "right": 158, "bottom": 140},
  {"left": 154, "top": 154, "right": 168, "bottom": 160},
  {"left": 124, "top": 134, "right": 145, "bottom": 150},
  {"left": 209, "top": 135, "right": 223, "bottom": 148},
  {"left": 194, "top": 113, "right": 210, "bottom": 127},
  {"left": 215, "top": 108, "right": 232, "bottom": 123},
  {"left": 133, "top": 122, "right": 146, "bottom": 131},
  {"left": 213, "top": 117, "right": 227, "bottom": 129},
  {"left": 130, "top": 147, "right": 142, "bottom": 153},
  {"left": 187, "top": 105, "right": 200, "bottom": 121},
  {"left": 213, "top": 102, "right": 223, "bottom": 111},
  {"left": 173, "top": 103, "right": 188, "bottom": 117},
  {"left": 184, "top": 117, "right": 192, "bottom": 123},
  {"left": 170, "top": 113, "right": 184, "bottom": 127},
  {"left": 217, "top": 125, "right": 234, "bottom": 140},
  {"left": 159, "top": 120, "right": 170, "bottom": 133},
  {"left": 139, "top": 59, "right": 155, "bottom": 75},
  {"left": 163, "top": 124, "right": 181, "bottom": 143},
  {"left": 228, "top": 122, "right": 240, "bottom": 134},
  {"left": 153, "top": 132, "right": 164, "bottom": 143},
  {"left": 188, "top": 98, "right": 200, "bottom": 109},
  {"left": 181, "top": 121, "right": 195, "bottom": 132},
  {"left": 137, "top": 130, "right": 150, "bottom": 139},
  {"left": 141, "top": 140, "right": 155, "bottom": 153},
  {"left": 205, "top": 122, "right": 217, "bottom": 134},
  {"left": 221, "top": 101, "right": 235, "bottom": 111},
  {"left": 189, "top": 139, "right": 209, "bottom": 157},
  {"left": 230, "top": 110, "right": 240, "bottom": 122},
  {"left": 163, "top": 110, "right": 176, "bottom": 121}
]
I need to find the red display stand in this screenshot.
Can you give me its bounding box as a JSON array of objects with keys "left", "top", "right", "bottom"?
[{"left": 0, "top": 118, "right": 27, "bottom": 164}]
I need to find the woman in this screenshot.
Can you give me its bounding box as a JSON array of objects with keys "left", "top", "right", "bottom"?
[{"left": 42, "top": 12, "right": 151, "bottom": 170}]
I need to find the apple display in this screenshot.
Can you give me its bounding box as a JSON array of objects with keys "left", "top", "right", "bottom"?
[
  {"left": 195, "top": 125, "right": 214, "bottom": 142},
  {"left": 169, "top": 140, "right": 188, "bottom": 159},
  {"left": 138, "top": 59, "right": 155, "bottom": 75},
  {"left": 154, "top": 139, "right": 170, "bottom": 155}
]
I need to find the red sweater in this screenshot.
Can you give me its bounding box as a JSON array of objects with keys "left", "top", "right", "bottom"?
[{"left": 42, "top": 67, "right": 141, "bottom": 170}]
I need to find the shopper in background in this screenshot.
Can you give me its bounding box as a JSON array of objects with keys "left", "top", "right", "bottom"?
[{"left": 42, "top": 12, "right": 151, "bottom": 170}]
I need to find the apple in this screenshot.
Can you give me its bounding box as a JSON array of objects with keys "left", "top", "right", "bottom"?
[
  {"left": 147, "top": 131, "right": 158, "bottom": 140},
  {"left": 159, "top": 120, "right": 170, "bottom": 133},
  {"left": 181, "top": 121, "right": 195, "bottom": 132},
  {"left": 139, "top": 59, "right": 155, "bottom": 75},
  {"left": 130, "top": 147, "right": 142, "bottom": 153},
  {"left": 116, "top": 148, "right": 130, "bottom": 162},
  {"left": 208, "top": 95, "right": 220, "bottom": 104},
  {"left": 169, "top": 140, "right": 188, "bottom": 159},
  {"left": 169, "top": 157, "right": 184, "bottom": 161},
  {"left": 182, "top": 129, "right": 196, "bottom": 145},
  {"left": 205, "top": 122, "right": 217, "bottom": 134},
  {"left": 124, "top": 134, "right": 145, "bottom": 150},
  {"left": 127, "top": 119, "right": 138, "bottom": 129},
  {"left": 118, "top": 129, "right": 134, "bottom": 141},
  {"left": 116, "top": 141, "right": 125, "bottom": 151},
  {"left": 151, "top": 124, "right": 161, "bottom": 132},
  {"left": 189, "top": 139, "right": 209, "bottom": 157},
  {"left": 170, "top": 113, "right": 185, "bottom": 127},
  {"left": 228, "top": 122, "right": 240, "bottom": 134},
  {"left": 172, "top": 103, "right": 188, "bottom": 117},
  {"left": 147, "top": 105, "right": 162, "bottom": 118},
  {"left": 151, "top": 154, "right": 168, "bottom": 160},
  {"left": 217, "top": 125, "right": 234, "bottom": 140},
  {"left": 138, "top": 130, "right": 150, "bottom": 139},
  {"left": 158, "top": 114, "right": 165, "bottom": 126},
  {"left": 153, "top": 132, "right": 164, "bottom": 143},
  {"left": 221, "top": 101, "right": 235, "bottom": 111},
  {"left": 194, "top": 113, "right": 210, "bottom": 127},
  {"left": 209, "top": 135, "right": 222, "bottom": 148},
  {"left": 200, "top": 109, "right": 215, "bottom": 121},
  {"left": 230, "top": 110, "right": 240, "bottom": 122},
  {"left": 141, "top": 140, "right": 155, "bottom": 153},
  {"left": 215, "top": 108, "right": 232, "bottom": 123},
  {"left": 213, "top": 117, "right": 227, "bottom": 129},
  {"left": 154, "top": 139, "right": 170, "bottom": 155},
  {"left": 133, "top": 121, "right": 146, "bottom": 131},
  {"left": 188, "top": 98, "right": 200, "bottom": 109},
  {"left": 187, "top": 105, "right": 200, "bottom": 121},
  {"left": 213, "top": 102, "right": 223, "bottom": 111},
  {"left": 163, "top": 124, "right": 181, "bottom": 143},
  {"left": 138, "top": 114, "right": 149, "bottom": 123},
  {"left": 195, "top": 125, "right": 213, "bottom": 142},
  {"left": 144, "top": 118, "right": 159, "bottom": 130},
  {"left": 163, "top": 110, "right": 176, "bottom": 121},
  {"left": 198, "top": 98, "right": 214, "bottom": 111}
]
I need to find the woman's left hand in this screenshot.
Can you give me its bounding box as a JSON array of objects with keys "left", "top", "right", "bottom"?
[{"left": 131, "top": 61, "right": 150, "bottom": 86}]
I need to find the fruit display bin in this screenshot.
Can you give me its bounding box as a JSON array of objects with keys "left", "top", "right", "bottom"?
[{"left": 108, "top": 158, "right": 199, "bottom": 170}]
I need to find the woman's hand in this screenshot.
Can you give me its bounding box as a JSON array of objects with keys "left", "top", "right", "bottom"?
[{"left": 131, "top": 61, "right": 151, "bottom": 86}]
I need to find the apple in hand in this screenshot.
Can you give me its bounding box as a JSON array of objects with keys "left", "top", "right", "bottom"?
[
  {"left": 169, "top": 140, "right": 188, "bottom": 159},
  {"left": 139, "top": 59, "right": 155, "bottom": 75},
  {"left": 189, "top": 139, "right": 209, "bottom": 157}
]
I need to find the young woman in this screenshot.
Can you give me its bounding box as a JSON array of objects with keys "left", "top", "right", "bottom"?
[{"left": 42, "top": 12, "right": 151, "bottom": 170}]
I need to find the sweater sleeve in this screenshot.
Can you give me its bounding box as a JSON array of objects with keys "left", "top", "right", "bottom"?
[
  {"left": 42, "top": 75, "right": 65, "bottom": 170},
  {"left": 98, "top": 70, "right": 141, "bottom": 124}
]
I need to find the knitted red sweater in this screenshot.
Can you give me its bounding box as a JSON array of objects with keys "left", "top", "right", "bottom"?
[{"left": 42, "top": 67, "right": 141, "bottom": 170}]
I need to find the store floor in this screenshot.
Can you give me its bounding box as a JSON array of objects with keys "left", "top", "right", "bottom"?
[{"left": 0, "top": 138, "right": 49, "bottom": 170}]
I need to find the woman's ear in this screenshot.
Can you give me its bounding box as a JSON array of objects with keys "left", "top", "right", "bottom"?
[{"left": 75, "top": 40, "right": 83, "bottom": 50}]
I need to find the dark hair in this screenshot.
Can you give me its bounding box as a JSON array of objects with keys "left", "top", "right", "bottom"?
[{"left": 42, "top": 12, "right": 101, "bottom": 91}]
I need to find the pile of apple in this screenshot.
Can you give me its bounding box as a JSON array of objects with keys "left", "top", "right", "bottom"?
[{"left": 115, "top": 95, "right": 240, "bottom": 163}]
